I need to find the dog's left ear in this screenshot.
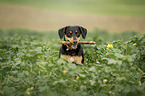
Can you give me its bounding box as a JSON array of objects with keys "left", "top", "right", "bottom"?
[
  {"left": 79, "top": 26, "right": 87, "bottom": 39},
  {"left": 58, "top": 26, "right": 68, "bottom": 39}
]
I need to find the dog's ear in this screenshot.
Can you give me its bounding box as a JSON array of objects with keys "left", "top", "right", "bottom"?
[
  {"left": 58, "top": 26, "right": 68, "bottom": 39},
  {"left": 79, "top": 26, "right": 87, "bottom": 39}
]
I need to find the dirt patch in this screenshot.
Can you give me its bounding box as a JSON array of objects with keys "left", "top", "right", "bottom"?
[{"left": 0, "top": 4, "right": 145, "bottom": 33}]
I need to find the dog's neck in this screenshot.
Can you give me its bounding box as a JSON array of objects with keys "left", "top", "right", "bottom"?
[
  {"left": 62, "top": 44, "right": 80, "bottom": 56},
  {"left": 62, "top": 44, "right": 80, "bottom": 51},
  {"left": 63, "top": 44, "right": 78, "bottom": 50}
]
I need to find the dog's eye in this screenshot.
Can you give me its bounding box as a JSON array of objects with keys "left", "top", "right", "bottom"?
[
  {"left": 67, "top": 33, "right": 71, "bottom": 37},
  {"left": 76, "top": 33, "right": 80, "bottom": 37}
]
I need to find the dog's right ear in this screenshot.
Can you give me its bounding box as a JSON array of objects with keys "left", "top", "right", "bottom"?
[
  {"left": 58, "top": 26, "right": 68, "bottom": 39},
  {"left": 79, "top": 26, "right": 87, "bottom": 39}
]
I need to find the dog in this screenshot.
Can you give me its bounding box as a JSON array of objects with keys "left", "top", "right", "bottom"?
[{"left": 58, "top": 26, "right": 87, "bottom": 63}]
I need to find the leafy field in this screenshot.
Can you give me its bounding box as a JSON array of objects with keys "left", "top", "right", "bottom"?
[
  {"left": 0, "top": 0, "right": 145, "bottom": 16},
  {"left": 0, "top": 29, "right": 145, "bottom": 96}
]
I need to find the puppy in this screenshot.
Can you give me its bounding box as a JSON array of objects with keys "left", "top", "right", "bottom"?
[{"left": 58, "top": 26, "right": 87, "bottom": 63}]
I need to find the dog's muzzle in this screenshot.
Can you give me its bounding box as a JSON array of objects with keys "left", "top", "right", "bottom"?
[
  {"left": 71, "top": 44, "right": 77, "bottom": 49},
  {"left": 73, "top": 40, "right": 78, "bottom": 44},
  {"left": 71, "top": 39, "right": 78, "bottom": 49}
]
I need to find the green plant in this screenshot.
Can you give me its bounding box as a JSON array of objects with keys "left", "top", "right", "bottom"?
[{"left": 0, "top": 29, "right": 144, "bottom": 96}]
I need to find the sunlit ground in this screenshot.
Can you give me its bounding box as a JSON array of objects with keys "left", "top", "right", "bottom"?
[{"left": 0, "top": 0, "right": 145, "bottom": 33}]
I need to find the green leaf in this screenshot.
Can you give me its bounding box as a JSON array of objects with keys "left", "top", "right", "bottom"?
[
  {"left": 36, "top": 47, "right": 42, "bottom": 53},
  {"left": 90, "top": 80, "right": 96, "bottom": 86},
  {"left": 89, "top": 66, "right": 96, "bottom": 72},
  {"left": 116, "top": 77, "right": 126, "bottom": 81},
  {"left": 79, "top": 74, "right": 86, "bottom": 78},
  {"left": 4, "top": 86, "right": 16, "bottom": 95},
  {"left": 57, "top": 58, "right": 66, "bottom": 64},
  {"left": 108, "top": 59, "right": 117, "bottom": 64},
  {"left": 39, "top": 86, "right": 49, "bottom": 92},
  {"left": 123, "top": 85, "right": 131, "bottom": 93}
]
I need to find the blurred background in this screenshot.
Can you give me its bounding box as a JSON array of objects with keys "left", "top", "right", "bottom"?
[{"left": 0, "top": 0, "right": 145, "bottom": 33}]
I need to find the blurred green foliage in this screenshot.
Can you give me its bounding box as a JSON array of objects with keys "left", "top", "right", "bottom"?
[
  {"left": 0, "top": 29, "right": 145, "bottom": 96},
  {"left": 0, "top": 0, "right": 145, "bottom": 16}
]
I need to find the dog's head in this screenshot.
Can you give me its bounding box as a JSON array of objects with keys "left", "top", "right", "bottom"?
[{"left": 58, "top": 26, "right": 87, "bottom": 45}]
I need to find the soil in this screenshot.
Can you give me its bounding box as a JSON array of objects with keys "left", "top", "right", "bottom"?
[{"left": 0, "top": 4, "right": 145, "bottom": 33}]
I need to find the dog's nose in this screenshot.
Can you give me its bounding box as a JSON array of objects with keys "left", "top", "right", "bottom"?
[{"left": 73, "top": 40, "right": 78, "bottom": 44}]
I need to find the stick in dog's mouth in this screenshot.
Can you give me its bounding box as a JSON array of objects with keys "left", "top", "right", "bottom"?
[
  {"left": 61, "top": 41, "right": 96, "bottom": 50},
  {"left": 71, "top": 44, "right": 78, "bottom": 49},
  {"left": 60, "top": 41, "right": 96, "bottom": 44}
]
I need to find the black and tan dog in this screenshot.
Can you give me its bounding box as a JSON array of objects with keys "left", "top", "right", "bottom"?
[{"left": 58, "top": 26, "right": 87, "bottom": 63}]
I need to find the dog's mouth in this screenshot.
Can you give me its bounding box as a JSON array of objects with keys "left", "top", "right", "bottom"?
[{"left": 71, "top": 44, "right": 78, "bottom": 49}]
